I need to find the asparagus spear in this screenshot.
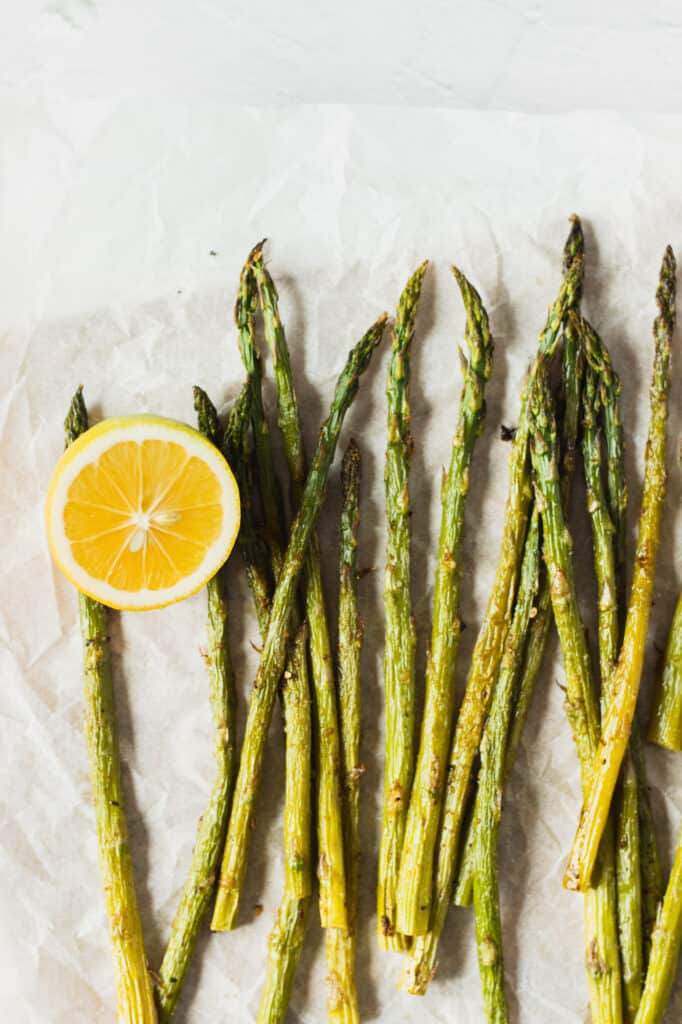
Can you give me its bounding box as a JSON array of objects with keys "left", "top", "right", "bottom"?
[
  {"left": 565, "top": 247, "right": 675, "bottom": 894},
  {"left": 376, "top": 261, "right": 427, "bottom": 950},
  {"left": 529, "top": 361, "right": 623, "bottom": 1023},
  {"left": 154, "top": 389, "right": 240, "bottom": 1021},
  {"left": 401, "top": 221, "right": 584, "bottom": 991},
  {"left": 223, "top": 383, "right": 275, "bottom": 629},
  {"left": 455, "top": 304, "right": 584, "bottom": 910},
  {"left": 211, "top": 312, "right": 387, "bottom": 931},
  {"left": 582, "top": 365, "right": 619, "bottom": 708},
  {"left": 582, "top": 362, "right": 643, "bottom": 1019},
  {"left": 648, "top": 593, "right": 682, "bottom": 751},
  {"left": 235, "top": 252, "right": 286, "bottom": 565},
  {"left": 251, "top": 243, "right": 349, "bottom": 930},
  {"left": 474, "top": 509, "right": 541, "bottom": 1023},
  {"left": 577, "top": 312, "right": 663, "bottom": 965},
  {"left": 395, "top": 265, "right": 494, "bottom": 939},
  {"left": 635, "top": 821, "right": 682, "bottom": 1024},
  {"left": 257, "top": 626, "right": 313, "bottom": 1024},
  {"left": 65, "top": 389, "right": 157, "bottom": 1024},
  {"left": 500, "top": 226, "right": 585, "bottom": 775},
  {"left": 326, "top": 441, "right": 364, "bottom": 1024},
  {"left": 225, "top": 386, "right": 314, "bottom": 1021},
  {"left": 503, "top": 582, "right": 551, "bottom": 776}
]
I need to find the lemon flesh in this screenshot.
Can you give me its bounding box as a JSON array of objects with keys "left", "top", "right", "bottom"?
[{"left": 46, "top": 415, "right": 240, "bottom": 611}]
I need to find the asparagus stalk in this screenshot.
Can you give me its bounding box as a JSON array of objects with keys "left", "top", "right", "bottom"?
[
  {"left": 529, "top": 362, "right": 623, "bottom": 1023},
  {"left": 565, "top": 247, "right": 675, "bottom": 894},
  {"left": 635, "top": 821, "right": 682, "bottom": 1024},
  {"left": 251, "top": 243, "right": 349, "bottom": 930},
  {"left": 154, "top": 390, "right": 240, "bottom": 1021},
  {"left": 454, "top": 301, "right": 585, "bottom": 911},
  {"left": 376, "top": 261, "right": 427, "bottom": 950},
  {"left": 577, "top": 312, "right": 663, "bottom": 965},
  {"left": 223, "top": 383, "right": 275, "bottom": 629},
  {"left": 618, "top": 763, "right": 643, "bottom": 1020},
  {"left": 500, "top": 226, "right": 585, "bottom": 774},
  {"left": 211, "top": 312, "right": 387, "bottom": 931},
  {"left": 65, "top": 389, "right": 157, "bottom": 1024},
  {"left": 258, "top": 897, "right": 311, "bottom": 1024},
  {"left": 326, "top": 441, "right": 364, "bottom": 1024},
  {"left": 235, "top": 252, "right": 286, "bottom": 566},
  {"left": 473, "top": 509, "right": 541, "bottom": 1023},
  {"left": 453, "top": 525, "right": 545, "bottom": 912},
  {"left": 503, "top": 582, "right": 551, "bottom": 777},
  {"left": 648, "top": 593, "right": 682, "bottom": 751},
  {"left": 582, "top": 365, "right": 619, "bottom": 709},
  {"left": 582, "top": 362, "right": 643, "bottom": 1019},
  {"left": 396, "top": 265, "right": 494, "bottom": 939},
  {"left": 257, "top": 626, "right": 313, "bottom": 1024},
  {"left": 225, "top": 386, "right": 314, "bottom": 1021},
  {"left": 401, "top": 221, "right": 584, "bottom": 991}
]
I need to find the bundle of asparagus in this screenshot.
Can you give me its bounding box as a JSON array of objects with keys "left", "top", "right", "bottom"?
[
  {"left": 56, "top": 222, "right": 682, "bottom": 1024},
  {"left": 400, "top": 221, "right": 583, "bottom": 1000}
]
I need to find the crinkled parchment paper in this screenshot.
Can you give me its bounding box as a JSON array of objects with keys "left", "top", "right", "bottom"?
[{"left": 2, "top": 105, "right": 682, "bottom": 1022}]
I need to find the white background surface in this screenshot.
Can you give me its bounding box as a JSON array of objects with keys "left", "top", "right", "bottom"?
[{"left": 3, "top": 4, "right": 682, "bottom": 1023}]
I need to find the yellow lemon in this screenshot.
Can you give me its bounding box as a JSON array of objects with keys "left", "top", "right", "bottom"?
[{"left": 46, "top": 415, "right": 240, "bottom": 610}]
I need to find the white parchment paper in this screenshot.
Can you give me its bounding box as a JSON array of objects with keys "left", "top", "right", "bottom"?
[{"left": 2, "top": 106, "right": 682, "bottom": 1023}]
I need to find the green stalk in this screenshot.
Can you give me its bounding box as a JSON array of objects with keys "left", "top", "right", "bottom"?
[
  {"left": 617, "top": 761, "right": 643, "bottom": 1020},
  {"left": 396, "top": 265, "right": 494, "bottom": 939},
  {"left": 65, "top": 389, "right": 158, "bottom": 1024},
  {"left": 235, "top": 251, "right": 285, "bottom": 567},
  {"left": 578, "top": 312, "right": 663, "bottom": 966},
  {"left": 649, "top": 593, "right": 682, "bottom": 751},
  {"left": 630, "top": 723, "right": 663, "bottom": 971},
  {"left": 582, "top": 363, "right": 642, "bottom": 1019},
  {"left": 258, "top": 897, "right": 311, "bottom": 1024},
  {"left": 473, "top": 509, "right": 541, "bottom": 1023},
  {"left": 635, "top": 821, "right": 682, "bottom": 1024},
  {"left": 401, "top": 219, "right": 584, "bottom": 991},
  {"left": 154, "top": 389, "right": 240, "bottom": 1021},
  {"left": 529, "top": 361, "right": 623, "bottom": 1023},
  {"left": 223, "top": 383, "right": 274, "bottom": 631},
  {"left": 211, "top": 312, "right": 387, "bottom": 932},
  {"left": 251, "top": 243, "right": 349, "bottom": 930},
  {"left": 503, "top": 582, "right": 552, "bottom": 777},
  {"left": 582, "top": 365, "right": 619, "bottom": 710},
  {"left": 226, "top": 386, "right": 314, "bottom": 1022},
  {"left": 565, "top": 247, "right": 675, "bottom": 895},
  {"left": 326, "top": 441, "right": 363, "bottom": 1024},
  {"left": 498, "top": 312, "right": 582, "bottom": 783},
  {"left": 496, "top": 318, "right": 583, "bottom": 794},
  {"left": 376, "top": 261, "right": 427, "bottom": 950},
  {"left": 257, "top": 626, "right": 313, "bottom": 1024},
  {"left": 501, "top": 289, "right": 584, "bottom": 776},
  {"left": 454, "top": 315, "right": 583, "bottom": 908}
]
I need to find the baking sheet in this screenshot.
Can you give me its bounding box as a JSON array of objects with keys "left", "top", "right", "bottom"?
[{"left": 2, "top": 106, "right": 682, "bottom": 1022}]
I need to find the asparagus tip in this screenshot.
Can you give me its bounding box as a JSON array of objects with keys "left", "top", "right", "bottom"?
[
  {"left": 528, "top": 357, "right": 555, "bottom": 451},
  {"left": 392, "top": 263, "right": 428, "bottom": 340},
  {"left": 222, "top": 383, "right": 251, "bottom": 461},
  {"left": 451, "top": 266, "right": 494, "bottom": 382},
  {"left": 64, "top": 385, "right": 88, "bottom": 446},
  {"left": 562, "top": 214, "right": 584, "bottom": 273},
  {"left": 656, "top": 245, "right": 677, "bottom": 331},
  {"left": 247, "top": 238, "right": 268, "bottom": 265},
  {"left": 193, "top": 386, "right": 222, "bottom": 446},
  {"left": 451, "top": 264, "right": 482, "bottom": 306}
]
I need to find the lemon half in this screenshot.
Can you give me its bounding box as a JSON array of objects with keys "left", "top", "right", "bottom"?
[{"left": 46, "top": 415, "right": 240, "bottom": 611}]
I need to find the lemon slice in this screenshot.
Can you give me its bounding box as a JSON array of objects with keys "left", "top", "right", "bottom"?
[{"left": 46, "top": 415, "right": 240, "bottom": 611}]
